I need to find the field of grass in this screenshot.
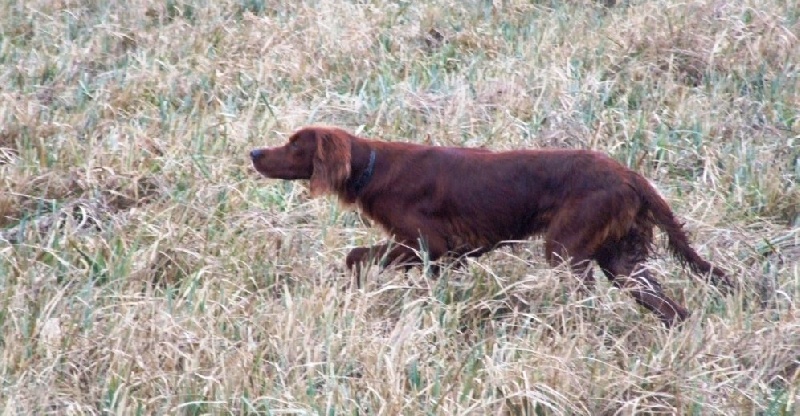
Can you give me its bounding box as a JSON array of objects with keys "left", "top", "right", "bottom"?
[{"left": 1, "top": 0, "right": 799, "bottom": 414}]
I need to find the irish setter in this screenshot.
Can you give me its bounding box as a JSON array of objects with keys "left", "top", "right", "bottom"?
[{"left": 250, "top": 126, "right": 733, "bottom": 327}]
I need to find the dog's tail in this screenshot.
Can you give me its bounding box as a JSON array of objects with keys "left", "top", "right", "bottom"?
[{"left": 632, "top": 174, "right": 733, "bottom": 289}]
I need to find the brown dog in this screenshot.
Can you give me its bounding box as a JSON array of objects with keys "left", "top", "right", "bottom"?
[{"left": 250, "top": 126, "right": 733, "bottom": 327}]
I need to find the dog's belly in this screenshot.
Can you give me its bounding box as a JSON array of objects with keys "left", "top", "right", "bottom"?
[
  {"left": 442, "top": 222, "right": 507, "bottom": 256},
  {"left": 445, "top": 235, "right": 491, "bottom": 255},
  {"left": 439, "top": 211, "right": 550, "bottom": 256}
]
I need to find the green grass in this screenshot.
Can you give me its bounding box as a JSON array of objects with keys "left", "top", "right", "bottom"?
[{"left": 1, "top": 0, "right": 799, "bottom": 414}]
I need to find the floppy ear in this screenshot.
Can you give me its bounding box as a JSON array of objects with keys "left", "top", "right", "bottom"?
[{"left": 310, "top": 129, "right": 352, "bottom": 196}]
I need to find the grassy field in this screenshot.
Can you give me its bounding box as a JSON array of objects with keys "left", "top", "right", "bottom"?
[{"left": 1, "top": 0, "right": 799, "bottom": 414}]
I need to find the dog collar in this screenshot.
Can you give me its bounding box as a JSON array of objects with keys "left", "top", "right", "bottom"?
[{"left": 351, "top": 149, "right": 376, "bottom": 194}]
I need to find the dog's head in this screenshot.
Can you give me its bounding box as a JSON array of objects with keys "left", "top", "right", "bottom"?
[{"left": 250, "top": 126, "right": 352, "bottom": 196}]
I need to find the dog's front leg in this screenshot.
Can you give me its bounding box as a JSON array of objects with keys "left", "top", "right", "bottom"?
[
  {"left": 345, "top": 244, "right": 387, "bottom": 274},
  {"left": 346, "top": 243, "right": 420, "bottom": 288},
  {"left": 345, "top": 243, "right": 422, "bottom": 273}
]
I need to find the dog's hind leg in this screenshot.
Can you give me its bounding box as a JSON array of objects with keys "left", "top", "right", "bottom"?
[
  {"left": 595, "top": 227, "right": 690, "bottom": 328},
  {"left": 543, "top": 193, "right": 636, "bottom": 290}
]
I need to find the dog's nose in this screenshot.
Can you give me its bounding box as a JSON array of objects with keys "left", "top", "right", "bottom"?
[{"left": 250, "top": 149, "right": 263, "bottom": 160}]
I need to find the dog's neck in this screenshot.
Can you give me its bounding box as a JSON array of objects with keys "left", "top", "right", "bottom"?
[{"left": 350, "top": 149, "right": 376, "bottom": 195}]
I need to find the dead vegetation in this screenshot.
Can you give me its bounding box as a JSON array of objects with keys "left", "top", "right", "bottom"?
[{"left": 0, "top": 0, "right": 798, "bottom": 414}]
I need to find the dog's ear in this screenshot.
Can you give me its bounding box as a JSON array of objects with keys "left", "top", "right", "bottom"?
[{"left": 310, "top": 128, "right": 352, "bottom": 196}]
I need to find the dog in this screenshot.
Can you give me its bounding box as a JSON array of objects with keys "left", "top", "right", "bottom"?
[{"left": 250, "top": 126, "right": 733, "bottom": 327}]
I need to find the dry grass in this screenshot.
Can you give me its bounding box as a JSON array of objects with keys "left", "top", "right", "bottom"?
[{"left": 1, "top": 0, "right": 799, "bottom": 414}]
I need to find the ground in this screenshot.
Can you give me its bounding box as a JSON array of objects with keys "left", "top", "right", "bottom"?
[{"left": 0, "top": 0, "right": 798, "bottom": 414}]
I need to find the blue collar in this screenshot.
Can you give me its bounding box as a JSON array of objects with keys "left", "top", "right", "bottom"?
[{"left": 351, "top": 149, "right": 376, "bottom": 194}]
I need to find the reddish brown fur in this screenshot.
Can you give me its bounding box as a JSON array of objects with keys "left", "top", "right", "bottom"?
[{"left": 251, "top": 126, "right": 733, "bottom": 328}]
